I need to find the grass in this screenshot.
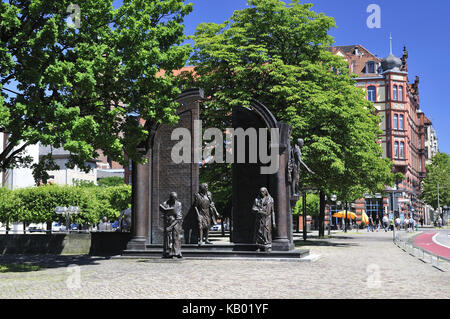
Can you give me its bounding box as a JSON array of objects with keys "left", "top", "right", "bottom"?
[{"left": 0, "top": 263, "right": 42, "bottom": 273}]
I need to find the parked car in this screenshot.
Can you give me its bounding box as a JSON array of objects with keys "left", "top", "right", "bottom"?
[
  {"left": 111, "top": 220, "right": 119, "bottom": 230},
  {"left": 52, "top": 222, "right": 63, "bottom": 232},
  {"left": 28, "top": 226, "right": 43, "bottom": 233},
  {"left": 210, "top": 223, "right": 229, "bottom": 232},
  {"left": 69, "top": 223, "right": 79, "bottom": 230}
]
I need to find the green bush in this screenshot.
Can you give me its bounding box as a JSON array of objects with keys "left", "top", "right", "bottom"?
[
  {"left": 0, "top": 184, "right": 131, "bottom": 227},
  {"left": 293, "top": 193, "right": 320, "bottom": 217}
]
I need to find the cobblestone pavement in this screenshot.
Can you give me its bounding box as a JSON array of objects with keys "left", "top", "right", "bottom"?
[{"left": 0, "top": 230, "right": 448, "bottom": 299}]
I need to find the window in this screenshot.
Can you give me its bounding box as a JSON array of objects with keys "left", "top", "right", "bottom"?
[
  {"left": 367, "top": 86, "right": 377, "bottom": 102},
  {"left": 400, "top": 142, "right": 405, "bottom": 159},
  {"left": 398, "top": 86, "right": 403, "bottom": 101},
  {"left": 394, "top": 114, "right": 398, "bottom": 129},
  {"left": 366, "top": 61, "right": 377, "bottom": 74},
  {"left": 399, "top": 114, "right": 404, "bottom": 130},
  {"left": 365, "top": 198, "right": 383, "bottom": 220},
  {"left": 393, "top": 85, "right": 398, "bottom": 101},
  {"left": 394, "top": 142, "right": 399, "bottom": 158}
]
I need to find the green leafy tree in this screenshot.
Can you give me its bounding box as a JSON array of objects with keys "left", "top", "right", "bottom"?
[
  {"left": 0, "top": 0, "right": 192, "bottom": 174},
  {"left": 186, "top": 0, "right": 396, "bottom": 237},
  {"left": 0, "top": 184, "right": 131, "bottom": 230},
  {"left": 97, "top": 176, "right": 125, "bottom": 187},
  {"left": 0, "top": 187, "right": 22, "bottom": 232},
  {"left": 422, "top": 152, "right": 450, "bottom": 213},
  {"left": 293, "top": 193, "right": 319, "bottom": 217}
]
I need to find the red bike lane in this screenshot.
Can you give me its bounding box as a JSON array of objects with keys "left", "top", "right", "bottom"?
[{"left": 413, "top": 231, "right": 450, "bottom": 259}]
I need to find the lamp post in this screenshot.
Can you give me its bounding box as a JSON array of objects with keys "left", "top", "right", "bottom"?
[{"left": 328, "top": 194, "right": 337, "bottom": 235}]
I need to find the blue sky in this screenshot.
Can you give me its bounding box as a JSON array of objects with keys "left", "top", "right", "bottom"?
[{"left": 176, "top": 0, "right": 450, "bottom": 154}]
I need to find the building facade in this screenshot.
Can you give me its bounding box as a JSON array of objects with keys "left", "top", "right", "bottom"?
[{"left": 325, "top": 44, "right": 429, "bottom": 226}]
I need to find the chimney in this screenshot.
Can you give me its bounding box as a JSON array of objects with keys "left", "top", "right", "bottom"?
[{"left": 401, "top": 46, "right": 408, "bottom": 72}]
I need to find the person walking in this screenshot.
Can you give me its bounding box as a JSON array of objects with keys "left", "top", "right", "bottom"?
[
  {"left": 382, "top": 214, "right": 389, "bottom": 232},
  {"left": 395, "top": 216, "right": 401, "bottom": 231},
  {"left": 438, "top": 216, "right": 443, "bottom": 229},
  {"left": 368, "top": 216, "right": 374, "bottom": 232}
]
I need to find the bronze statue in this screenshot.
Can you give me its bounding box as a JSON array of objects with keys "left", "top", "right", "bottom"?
[
  {"left": 159, "top": 192, "right": 183, "bottom": 258},
  {"left": 118, "top": 208, "right": 131, "bottom": 232},
  {"left": 252, "top": 187, "right": 276, "bottom": 252},
  {"left": 289, "top": 138, "right": 314, "bottom": 196},
  {"left": 193, "top": 183, "right": 219, "bottom": 246}
]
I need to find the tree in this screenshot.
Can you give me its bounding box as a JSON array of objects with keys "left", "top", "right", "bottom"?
[
  {"left": 422, "top": 152, "right": 450, "bottom": 212},
  {"left": 97, "top": 176, "right": 126, "bottom": 187},
  {"left": 0, "top": 0, "right": 192, "bottom": 174},
  {"left": 186, "top": 0, "right": 396, "bottom": 237}
]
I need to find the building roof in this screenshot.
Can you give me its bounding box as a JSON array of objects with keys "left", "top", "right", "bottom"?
[{"left": 330, "top": 45, "right": 382, "bottom": 77}]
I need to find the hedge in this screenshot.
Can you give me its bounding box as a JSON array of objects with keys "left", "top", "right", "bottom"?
[{"left": 0, "top": 184, "right": 131, "bottom": 227}]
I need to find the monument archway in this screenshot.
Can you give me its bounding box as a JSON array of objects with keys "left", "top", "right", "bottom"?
[{"left": 127, "top": 89, "right": 294, "bottom": 252}]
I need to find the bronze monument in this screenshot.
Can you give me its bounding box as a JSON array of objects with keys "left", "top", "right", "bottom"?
[
  {"left": 252, "top": 187, "right": 276, "bottom": 252},
  {"left": 193, "top": 183, "right": 219, "bottom": 246},
  {"left": 159, "top": 192, "right": 183, "bottom": 258}
]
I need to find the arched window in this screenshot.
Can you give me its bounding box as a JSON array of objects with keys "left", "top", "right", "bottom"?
[
  {"left": 398, "top": 86, "right": 403, "bottom": 101},
  {"left": 393, "top": 85, "right": 398, "bottom": 101},
  {"left": 400, "top": 142, "right": 405, "bottom": 158},
  {"left": 367, "top": 86, "right": 377, "bottom": 102},
  {"left": 394, "top": 141, "right": 399, "bottom": 158}
]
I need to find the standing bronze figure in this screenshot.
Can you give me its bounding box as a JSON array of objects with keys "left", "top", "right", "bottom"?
[
  {"left": 193, "top": 183, "right": 219, "bottom": 246},
  {"left": 159, "top": 192, "right": 183, "bottom": 258},
  {"left": 289, "top": 138, "right": 314, "bottom": 196},
  {"left": 252, "top": 187, "right": 276, "bottom": 252}
]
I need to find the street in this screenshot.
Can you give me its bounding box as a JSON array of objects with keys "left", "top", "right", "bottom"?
[{"left": 0, "top": 230, "right": 448, "bottom": 299}]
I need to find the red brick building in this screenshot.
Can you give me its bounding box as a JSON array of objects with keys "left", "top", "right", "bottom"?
[{"left": 324, "top": 44, "right": 428, "bottom": 227}]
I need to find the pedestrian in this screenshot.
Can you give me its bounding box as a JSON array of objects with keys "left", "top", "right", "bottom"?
[
  {"left": 404, "top": 216, "right": 409, "bottom": 232},
  {"left": 395, "top": 216, "right": 401, "bottom": 231},
  {"left": 368, "top": 216, "right": 374, "bottom": 232},
  {"left": 382, "top": 214, "right": 389, "bottom": 232},
  {"left": 438, "top": 217, "right": 442, "bottom": 229},
  {"left": 410, "top": 218, "right": 415, "bottom": 232}
]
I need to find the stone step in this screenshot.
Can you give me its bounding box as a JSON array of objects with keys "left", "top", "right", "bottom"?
[
  {"left": 122, "top": 248, "right": 309, "bottom": 259},
  {"left": 145, "top": 243, "right": 257, "bottom": 251}
]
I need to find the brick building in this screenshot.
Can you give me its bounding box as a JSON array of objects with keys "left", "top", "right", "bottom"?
[{"left": 325, "top": 43, "right": 429, "bottom": 227}]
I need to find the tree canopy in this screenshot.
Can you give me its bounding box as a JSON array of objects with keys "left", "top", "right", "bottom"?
[
  {"left": 185, "top": 0, "right": 396, "bottom": 216},
  {"left": 0, "top": 0, "right": 192, "bottom": 174},
  {"left": 422, "top": 152, "right": 450, "bottom": 210}
]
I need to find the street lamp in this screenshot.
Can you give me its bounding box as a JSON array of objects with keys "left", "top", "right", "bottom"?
[{"left": 328, "top": 195, "right": 337, "bottom": 235}]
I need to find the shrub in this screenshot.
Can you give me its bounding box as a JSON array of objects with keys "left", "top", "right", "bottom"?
[{"left": 0, "top": 184, "right": 131, "bottom": 227}]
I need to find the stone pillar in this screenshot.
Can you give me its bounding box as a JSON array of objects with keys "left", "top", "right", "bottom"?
[
  {"left": 272, "top": 122, "right": 294, "bottom": 251},
  {"left": 127, "top": 157, "right": 149, "bottom": 250}
]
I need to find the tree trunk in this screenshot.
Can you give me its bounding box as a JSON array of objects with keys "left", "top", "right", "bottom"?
[
  {"left": 23, "top": 221, "right": 26, "bottom": 234},
  {"left": 344, "top": 202, "right": 348, "bottom": 233},
  {"left": 319, "top": 190, "right": 325, "bottom": 237},
  {"left": 47, "top": 221, "right": 52, "bottom": 234}
]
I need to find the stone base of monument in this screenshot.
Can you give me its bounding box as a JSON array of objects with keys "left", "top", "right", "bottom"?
[{"left": 121, "top": 244, "right": 309, "bottom": 260}]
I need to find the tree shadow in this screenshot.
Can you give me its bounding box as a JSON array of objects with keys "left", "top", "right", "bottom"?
[
  {"left": 294, "top": 239, "right": 359, "bottom": 248},
  {"left": 0, "top": 254, "right": 108, "bottom": 270}
]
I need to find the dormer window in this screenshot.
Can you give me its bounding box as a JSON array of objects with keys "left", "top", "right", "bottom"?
[{"left": 366, "top": 61, "right": 377, "bottom": 74}]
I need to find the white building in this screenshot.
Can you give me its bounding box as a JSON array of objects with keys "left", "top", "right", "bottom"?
[{"left": 424, "top": 117, "right": 439, "bottom": 165}]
